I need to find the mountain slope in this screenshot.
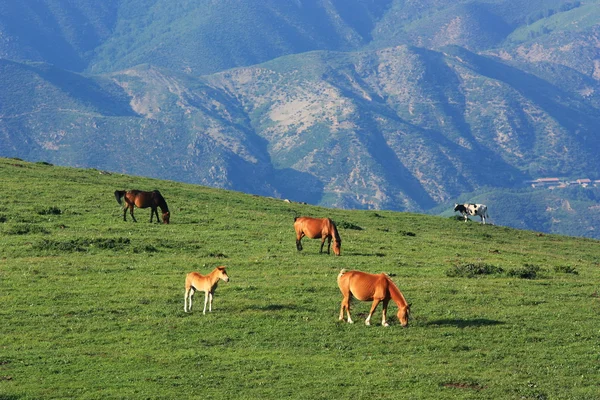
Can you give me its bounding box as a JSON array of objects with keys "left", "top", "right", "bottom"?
[
  {"left": 3, "top": 44, "right": 600, "bottom": 214},
  {"left": 88, "top": 0, "right": 390, "bottom": 75},
  {"left": 0, "top": 1, "right": 118, "bottom": 71}
]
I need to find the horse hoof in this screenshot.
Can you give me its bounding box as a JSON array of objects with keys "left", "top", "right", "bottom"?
[{"left": 383, "top": 323, "right": 389, "bottom": 327}]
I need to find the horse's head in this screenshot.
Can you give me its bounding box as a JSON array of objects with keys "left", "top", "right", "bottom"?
[
  {"left": 162, "top": 211, "right": 170, "bottom": 224},
  {"left": 397, "top": 303, "right": 411, "bottom": 327},
  {"left": 333, "top": 240, "right": 341, "bottom": 256},
  {"left": 217, "top": 266, "right": 230, "bottom": 282}
]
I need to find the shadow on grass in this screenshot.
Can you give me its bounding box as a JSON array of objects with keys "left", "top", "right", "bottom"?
[
  {"left": 343, "top": 252, "right": 387, "bottom": 257},
  {"left": 425, "top": 318, "right": 504, "bottom": 328},
  {"left": 247, "top": 304, "right": 300, "bottom": 312}
]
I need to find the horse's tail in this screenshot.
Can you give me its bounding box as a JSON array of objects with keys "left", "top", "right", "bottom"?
[
  {"left": 114, "top": 190, "right": 125, "bottom": 205},
  {"left": 337, "top": 269, "right": 347, "bottom": 280}
]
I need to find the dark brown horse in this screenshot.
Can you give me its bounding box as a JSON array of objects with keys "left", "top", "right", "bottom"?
[
  {"left": 337, "top": 269, "right": 410, "bottom": 327},
  {"left": 114, "top": 190, "right": 170, "bottom": 224},
  {"left": 293, "top": 216, "right": 341, "bottom": 256}
]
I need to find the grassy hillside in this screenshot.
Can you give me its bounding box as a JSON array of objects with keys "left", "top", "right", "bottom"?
[{"left": 1, "top": 157, "right": 599, "bottom": 399}]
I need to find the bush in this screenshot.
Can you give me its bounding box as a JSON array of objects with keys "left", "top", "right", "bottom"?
[
  {"left": 553, "top": 265, "right": 578, "bottom": 275},
  {"left": 446, "top": 263, "right": 504, "bottom": 278},
  {"left": 336, "top": 221, "right": 362, "bottom": 230},
  {"left": 133, "top": 245, "right": 159, "bottom": 253},
  {"left": 507, "top": 264, "right": 542, "bottom": 279},
  {"left": 37, "top": 206, "right": 62, "bottom": 215},
  {"left": 4, "top": 224, "right": 49, "bottom": 235}
]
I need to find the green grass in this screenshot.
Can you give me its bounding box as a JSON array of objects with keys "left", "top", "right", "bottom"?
[{"left": 1, "top": 157, "right": 600, "bottom": 399}]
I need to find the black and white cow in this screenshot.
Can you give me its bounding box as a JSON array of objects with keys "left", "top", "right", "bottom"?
[{"left": 454, "top": 203, "right": 489, "bottom": 224}]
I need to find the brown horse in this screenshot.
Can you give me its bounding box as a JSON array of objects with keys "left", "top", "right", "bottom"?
[
  {"left": 293, "top": 216, "right": 341, "bottom": 256},
  {"left": 184, "top": 266, "right": 230, "bottom": 314},
  {"left": 337, "top": 269, "right": 410, "bottom": 327},
  {"left": 114, "top": 189, "right": 170, "bottom": 224}
]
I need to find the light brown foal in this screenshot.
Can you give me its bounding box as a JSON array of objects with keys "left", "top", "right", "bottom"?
[{"left": 184, "top": 266, "right": 230, "bottom": 314}]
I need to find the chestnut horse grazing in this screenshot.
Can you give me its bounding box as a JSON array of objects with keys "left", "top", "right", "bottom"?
[
  {"left": 184, "top": 266, "right": 230, "bottom": 314},
  {"left": 114, "top": 190, "right": 170, "bottom": 224},
  {"left": 337, "top": 269, "right": 410, "bottom": 327},
  {"left": 294, "top": 216, "right": 341, "bottom": 256}
]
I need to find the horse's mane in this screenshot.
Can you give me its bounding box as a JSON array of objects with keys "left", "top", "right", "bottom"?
[
  {"left": 329, "top": 219, "right": 341, "bottom": 243},
  {"left": 114, "top": 190, "right": 125, "bottom": 205},
  {"left": 385, "top": 276, "right": 408, "bottom": 307},
  {"left": 152, "top": 190, "right": 169, "bottom": 212}
]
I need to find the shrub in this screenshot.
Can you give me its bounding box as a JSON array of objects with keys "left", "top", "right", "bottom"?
[
  {"left": 553, "top": 265, "right": 578, "bottom": 275},
  {"left": 36, "top": 239, "right": 87, "bottom": 252},
  {"left": 4, "top": 224, "right": 49, "bottom": 235},
  {"left": 507, "top": 264, "right": 542, "bottom": 279},
  {"left": 336, "top": 221, "right": 362, "bottom": 230},
  {"left": 133, "top": 245, "right": 159, "bottom": 253},
  {"left": 37, "top": 206, "right": 62, "bottom": 215},
  {"left": 446, "top": 263, "right": 504, "bottom": 278},
  {"left": 206, "top": 252, "right": 228, "bottom": 258}
]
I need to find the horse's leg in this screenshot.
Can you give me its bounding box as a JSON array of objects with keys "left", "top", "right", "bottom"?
[
  {"left": 296, "top": 232, "right": 304, "bottom": 251},
  {"left": 326, "top": 236, "right": 332, "bottom": 254},
  {"left": 208, "top": 292, "right": 213, "bottom": 312},
  {"left": 320, "top": 238, "right": 326, "bottom": 254},
  {"left": 130, "top": 205, "right": 137, "bottom": 222},
  {"left": 123, "top": 207, "right": 127, "bottom": 221},
  {"left": 340, "top": 295, "right": 353, "bottom": 323},
  {"left": 186, "top": 288, "right": 195, "bottom": 312},
  {"left": 184, "top": 288, "right": 190, "bottom": 312},
  {"left": 366, "top": 299, "right": 382, "bottom": 326},
  {"left": 203, "top": 291, "right": 209, "bottom": 314},
  {"left": 381, "top": 299, "right": 390, "bottom": 327},
  {"left": 149, "top": 208, "right": 159, "bottom": 223}
]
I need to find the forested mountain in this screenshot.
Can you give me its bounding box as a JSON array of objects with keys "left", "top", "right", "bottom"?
[{"left": 1, "top": 0, "right": 600, "bottom": 237}]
